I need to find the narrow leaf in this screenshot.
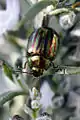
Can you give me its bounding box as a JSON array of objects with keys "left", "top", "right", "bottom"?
[
  {"left": 3, "top": 62, "right": 13, "bottom": 81},
  {"left": 0, "top": 56, "right": 15, "bottom": 81},
  {"left": 0, "top": 90, "right": 27, "bottom": 106},
  {"left": 40, "top": 66, "right": 80, "bottom": 78},
  {"left": 17, "top": 0, "right": 54, "bottom": 29}
]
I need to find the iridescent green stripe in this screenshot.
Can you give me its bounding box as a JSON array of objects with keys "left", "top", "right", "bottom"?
[
  {"left": 32, "top": 29, "right": 39, "bottom": 49},
  {"left": 46, "top": 30, "right": 52, "bottom": 56},
  {"left": 54, "top": 34, "right": 58, "bottom": 54},
  {"left": 34, "top": 33, "right": 40, "bottom": 51},
  {"left": 36, "top": 28, "right": 43, "bottom": 51}
]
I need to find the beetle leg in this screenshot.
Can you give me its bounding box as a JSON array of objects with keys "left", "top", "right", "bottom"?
[
  {"left": 51, "top": 62, "right": 59, "bottom": 69},
  {"left": 23, "top": 61, "right": 28, "bottom": 69},
  {"left": 51, "top": 62, "right": 67, "bottom": 73},
  {"left": 14, "top": 69, "right": 33, "bottom": 75},
  {"left": 63, "top": 68, "right": 66, "bottom": 75},
  {"left": 22, "top": 71, "right": 33, "bottom": 75}
]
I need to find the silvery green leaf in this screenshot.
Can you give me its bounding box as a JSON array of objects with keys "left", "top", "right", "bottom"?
[
  {"left": 17, "top": 0, "right": 53, "bottom": 29},
  {"left": 20, "top": 0, "right": 32, "bottom": 16},
  {"left": 70, "top": 117, "right": 80, "bottom": 120},
  {"left": 4, "top": 34, "right": 26, "bottom": 50},
  {"left": 0, "top": 67, "right": 23, "bottom": 97},
  {"left": 41, "top": 66, "right": 80, "bottom": 77},
  {"left": 66, "top": 67, "right": 80, "bottom": 75},
  {"left": 57, "top": 66, "right": 80, "bottom": 75},
  {"left": 0, "top": 90, "right": 26, "bottom": 106},
  {"left": 3, "top": 61, "right": 14, "bottom": 81}
]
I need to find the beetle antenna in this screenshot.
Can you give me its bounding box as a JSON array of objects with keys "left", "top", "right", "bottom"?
[
  {"left": 23, "top": 61, "right": 28, "bottom": 69},
  {"left": 14, "top": 70, "right": 33, "bottom": 75}
]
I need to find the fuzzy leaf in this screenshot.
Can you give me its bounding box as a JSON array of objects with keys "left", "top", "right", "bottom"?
[
  {"left": 17, "top": 0, "right": 54, "bottom": 29},
  {"left": 3, "top": 63, "right": 13, "bottom": 81},
  {"left": 0, "top": 90, "right": 27, "bottom": 106},
  {"left": 0, "top": 55, "right": 15, "bottom": 80},
  {"left": 5, "top": 34, "right": 24, "bottom": 50}
]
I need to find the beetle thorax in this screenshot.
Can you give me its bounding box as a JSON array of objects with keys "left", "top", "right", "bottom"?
[{"left": 28, "top": 55, "right": 50, "bottom": 77}]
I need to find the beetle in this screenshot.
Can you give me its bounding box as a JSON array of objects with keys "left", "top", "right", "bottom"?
[
  {"left": 25, "top": 26, "right": 59, "bottom": 77},
  {"left": 12, "top": 15, "right": 59, "bottom": 77}
]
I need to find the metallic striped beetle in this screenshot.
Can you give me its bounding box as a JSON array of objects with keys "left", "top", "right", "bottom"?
[{"left": 26, "top": 27, "right": 59, "bottom": 77}]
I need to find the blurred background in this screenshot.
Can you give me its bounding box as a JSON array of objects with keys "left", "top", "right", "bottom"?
[{"left": 0, "top": 0, "right": 80, "bottom": 120}]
